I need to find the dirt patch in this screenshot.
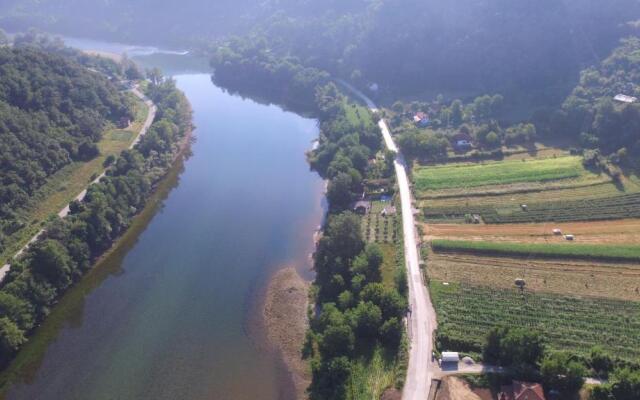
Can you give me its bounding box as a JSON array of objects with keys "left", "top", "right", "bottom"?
[
  {"left": 264, "top": 267, "right": 311, "bottom": 399},
  {"left": 435, "top": 377, "right": 483, "bottom": 400},
  {"left": 381, "top": 387, "right": 402, "bottom": 400}
]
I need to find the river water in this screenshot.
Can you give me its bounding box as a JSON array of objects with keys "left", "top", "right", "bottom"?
[{"left": 2, "top": 41, "right": 324, "bottom": 400}]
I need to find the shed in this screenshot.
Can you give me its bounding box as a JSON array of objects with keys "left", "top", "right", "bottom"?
[
  {"left": 552, "top": 228, "right": 562, "bottom": 235},
  {"left": 520, "top": 204, "right": 528, "bottom": 211},
  {"left": 564, "top": 234, "right": 575, "bottom": 241},
  {"left": 441, "top": 351, "right": 460, "bottom": 363}
]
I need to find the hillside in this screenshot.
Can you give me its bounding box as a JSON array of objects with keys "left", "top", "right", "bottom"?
[{"left": 0, "top": 47, "right": 134, "bottom": 257}]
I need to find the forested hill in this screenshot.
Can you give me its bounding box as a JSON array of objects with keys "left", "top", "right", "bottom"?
[
  {"left": 0, "top": 47, "right": 134, "bottom": 252},
  {"left": 5, "top": 0, "right": 640, "bottom": 99}
]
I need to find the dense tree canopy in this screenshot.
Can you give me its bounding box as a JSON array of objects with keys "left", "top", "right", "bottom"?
[
  {"left": 0, "top": 47, "right": 134, "bottom": 254},
  {"left": 0, "top": 74, "right": 191, "bottom": 366}
]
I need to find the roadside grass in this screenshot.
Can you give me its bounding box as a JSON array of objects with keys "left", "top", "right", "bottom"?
[
  {"left": 429, "top": 281, "right": 640, "bottom": 362},
  {"left": 0, "top": 94, "right": 148, "bottom": 265},
  {"left": 348, "top": 344, "right": 400, "bottom": 400},
  {"left": 427, "top": 252, "right": 640, "bottom": 301},
  {"left": 379, "top": 243, "right": 397, "bottom": 289},
  {"left": 431, "top": 239, "right": 640, "bottom": 262},
  {"left": 414, "top": 156, "right": 590, "bottom": 192}
]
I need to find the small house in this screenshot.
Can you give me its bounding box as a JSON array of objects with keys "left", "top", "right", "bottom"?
[
  {"left": 353, "top": 200, "right": 372, "bottom": 215},
  {"left": 498, "top": 381, "right": 546, "bottom": 400},
  {"left": 413, "top": 112, "right": 430, "bottom": 127},
  {"left": 455, "top": 140, "right": 472, "bottom": 151},
  {"left": 440, "top": 351, "right": 459, "bottom": 364},
  {"left": 451, "top": 132, "right": 474, "bottom": 151},
  {"left": 614, "top": 94, "right": 638, "bottom": 104},
  {"left": 520, "top": 204, "right": 528, "bottom": 211}
]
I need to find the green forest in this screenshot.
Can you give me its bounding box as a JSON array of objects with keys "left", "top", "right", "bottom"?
[
  {"left": 3, "top": 0, "right": 639, "bottom": 99},
  {"left": 0, "top": 52, "right": 191, "bottom": 368},
  {"left": 0, "top": 46, "right": 134, "bottom": 257}
]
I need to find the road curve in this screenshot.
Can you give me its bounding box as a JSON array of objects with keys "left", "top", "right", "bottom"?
[
  {"left": 340, "top": 81, "right": 437, "bottom": 400},
  {"left": 0, "top": 86, "right": 156, "bottom": 281}
]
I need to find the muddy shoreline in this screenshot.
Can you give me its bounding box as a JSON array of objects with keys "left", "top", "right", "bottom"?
[{"left": 263, "top": 267, "right": 312, "bottom": 399}]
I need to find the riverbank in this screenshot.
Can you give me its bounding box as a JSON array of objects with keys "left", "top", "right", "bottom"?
[
  {"left": 0, "top": 140, "right": 192, "bottom": 395},
  {"left": 263, "top": 267, "right": 311, "bottom": 399}
]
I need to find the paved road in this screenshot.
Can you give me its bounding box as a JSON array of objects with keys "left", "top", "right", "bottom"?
[
  {"left": 0, "top": 86, "right": 156, "bottom": 281},
  {"left": 341, "top": 81, "right": 438, "bottom": 400}
]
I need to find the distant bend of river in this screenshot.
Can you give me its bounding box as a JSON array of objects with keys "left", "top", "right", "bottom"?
[{"left": 3, "top": 45, "right": 325, "bottom": 400}]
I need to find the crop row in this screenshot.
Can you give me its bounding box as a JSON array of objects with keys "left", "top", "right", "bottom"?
[
  {"left": 424, "top": 192, "right": 640, "bottom": 223},
  {"left": 430, "top": 281, "right": 640, "bottom": 361},
  {"left": 431, "top": 239, "right": 640, "bottom": 262}
]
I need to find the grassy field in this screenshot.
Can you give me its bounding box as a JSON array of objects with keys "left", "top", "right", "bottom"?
[
  {"left": 0, "top": 94, "right": 148, "bottom": 265},
  {"left": 432, "top": 239, "right": 640, "bottom": 262},
  {"left": 414, "top": 156, "right": 588, "bottom": 192},
  {"left": 430, "top": 281, "right": 640, "bottom": 362},
  {"left": 344, "top": 100, "right": 375, "bottom": 130}
]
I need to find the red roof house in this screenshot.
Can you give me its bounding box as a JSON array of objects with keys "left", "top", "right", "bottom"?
[{"left": 498, "top": 381, "right": 546, "bottom": 400}]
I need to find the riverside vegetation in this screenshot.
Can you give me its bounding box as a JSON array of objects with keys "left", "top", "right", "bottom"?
[
  {"left": 0, "top": 50, "right": 191, "bottom": 369},
  {"left": 212, "top": 48, "right": 408, "bottom": 398}
]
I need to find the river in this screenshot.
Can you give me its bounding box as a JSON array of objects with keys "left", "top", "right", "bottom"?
[{"left": 2, "top": 40, "right": 325, "bottom": 400}]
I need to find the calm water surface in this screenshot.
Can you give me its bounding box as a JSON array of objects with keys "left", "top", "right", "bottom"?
[{"left": 4, "top": 54, "right": 324, "bottom": 399}]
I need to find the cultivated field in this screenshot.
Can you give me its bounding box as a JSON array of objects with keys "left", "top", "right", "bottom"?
[
  {"left": 414, "top": 156, "right": 588, "bottom": 193},
  {"left": 362, "top": 200, "right": 399, "bottom": 244},
  {"left": 430, "top": 281, "right": 640, "bottom": 362},
  {"left": 432, "top": 239, "right": 640, "bottom": 262},
  {"left": 428, "top": 252, "right": 640, "bottom": 301},
  {"left": 424, "top": 219, "right": 640, "bottom": 245},
  {"left": 416, "top": 149, "right": 640, "bottom": 363}
]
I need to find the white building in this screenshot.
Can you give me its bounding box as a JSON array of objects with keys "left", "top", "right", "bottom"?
[
  {"left": 441, "top": 351, "right": 460, "bottom": 363},
  {"left": 614, "top": 94, "right": 638, "bottom": 103}
]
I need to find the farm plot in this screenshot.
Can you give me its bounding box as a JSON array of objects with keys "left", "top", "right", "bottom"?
[
  {"left": 428, "top": 252, "right": 640, "bottom": 301},
  {"left": 420, "top": 179, "right": 633, "bottom": 209},
  {"left": 423, "top": 219, "right": 640, "bottom": 245},
  {"left": 414, "top": 156, "right": 589, "bottom": 193},
  {"left": 431, "top": 239, "right": 640, "bottom": 262},
  {"left": 362, "top": 201, "right": 399, "bottom": 244},
  {"left": 429, "top": 281, "right": 640, "bottom": 362}
]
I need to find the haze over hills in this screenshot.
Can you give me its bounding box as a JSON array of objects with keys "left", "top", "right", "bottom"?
[{"left": 2, "top": 0, "right": 640, "bottom": 97}]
